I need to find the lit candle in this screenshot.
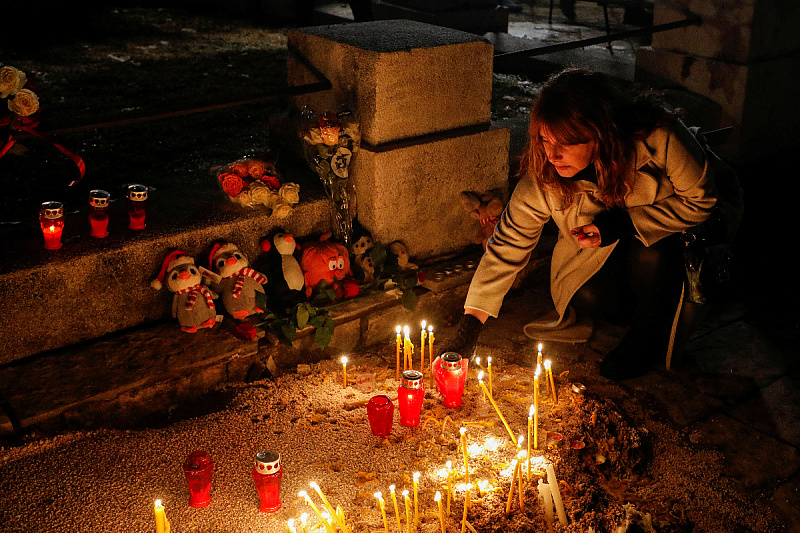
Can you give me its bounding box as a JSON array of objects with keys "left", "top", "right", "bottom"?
[
  {"left": 534, "top": 366, "right": 540, "bottom": 449},
  {"left": 375, "top": 492, "right": 389, "bottom": 533},
  {"left": 390, "top": 485, "right": 402, "bottom": 533},
  {"left": 403, "top": 490, "right": 411, "bottom": 533},
  {"left": 435, "top": 491, "right": 445, "bottom": 533},
  {"left": 527, "top": 405, "right": 533, "bottom": 480},
  {"left": 460, "top": 428, "right": 470, "bottom": 484},
  {"left": 300, "top": 513, "right": 309, "bottom": 533},
  {"left": 428, "top": 326, "right": 434, "bottom": 366},
  {"left": 413, "top": 472, "right": 420, "bottom": 530},
  {"left": 537, "top": 343, "right": 543, "bottom": 368},
  {"left": 477, "top": 372, "right": 517, "bottom": 445},
  {"left": 403, "top": 326, "right": 413, "bottom": 371},
  {"left": 310, "top": 482, "right": 334, "bottom": 515},
  {"left": 537, "top": 479, "right": 554, "bottom": 528},
  {"left": 505, "top": 461, "right": 518, "bottom": 517},
  {"left": 487, "top": 357, "right": 493, "bottom": 398},
  {"left": 396, "top": 326, "right": 402, "bottom": 380},
  {"left": 516, "top": 448, "right": 525, "bottom": 512},
  {"left": 446, "top": 460, "right": 453, "bottom": 516},
  {"left": 341, "top": 357, "right": 348, "bottom": 388},
  {"left": 545, "top": 462, "right": 568, "bottom": 526},
  {"left": 545, "top": 359, "right": 558, "bottom": 404},
  {"left": 460, "top": 483, "right": 471, "bottom": 533},
  {"left": 420, "top": 320, "right": 427, "bottom": 373},
  {"left": 154, "top": 499, "right": 170, "bottom": 533},
  {"left": 299, "top": 490, "right": 327, "bottom": 527},
  {"left": 288, "top": 518, "right": 297, "bottom": 533}
]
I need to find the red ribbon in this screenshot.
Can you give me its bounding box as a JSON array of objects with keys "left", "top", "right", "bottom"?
[{"left": 0, "top": 114, "right": 86, "bottom": 186}]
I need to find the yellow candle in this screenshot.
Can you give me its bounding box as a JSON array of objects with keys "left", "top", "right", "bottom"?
[
  {"left": 154, "top": 499, "right": 170, "bottom": 533},
  {"left": 446, "top": 460, "right": 453, "bottom": 516},
  {"left": 403, "top": 326, "right": 413, "bottom": 371},
  {"left": 477, "top": 372, "right": 517, "bottom": 445},
  {"left": 403, "top": 490, "right": 411, "bottom": 533},
  {"left": 288, "top": 518, "right": 297, "bottom": 533},
  {"left": 375, "top": 492, "right": 389, "bottom": 533},
  {"left": 420, "top": 320, "right": 427, "bottom": 373},
  {"left": 390, "top": 485, "right": 402, "bottom": 533},
  {"left": 545, "top": 359, "right": 558, "bottom": 405},
  {"left": 505, "top": 462, "right": 518, "bottom": 517},
  {"left": 396, "top": 326, "right": 402, "bottom": 380},
  {"left": 487, "top": 357, "right": 494, "bottom": 398},
  {"left": 537, "top": 343, "right": 543, "bottom": 368},
  {"left": 534, "top": 366, "right": 540, "bottom": 449},
  {"left": 527, "top": 405, "right": 533, "bottom": 480},
  {"left": 435, "top": 491, "right": 445, "bottom": 533},
  {"left": 460, "top": 483, "right": 471, "bottom": 533},
  {"left": 341, "top": 356, "right": 348, "bottom": 388},
  {"left": 459, "top": 428, "right": 470, "bottom": 484},
  {"left": 299, "top": 490, "right": 330, "bottom": 532},
  {"left": 516, "top": 449, "right": 525, "bottom": 512},
  {"left": 413, "top": 472, "right": 420, "bottom": 530},
  {"left": 428, "top": 325, "right": 435, "bottom": 385}
]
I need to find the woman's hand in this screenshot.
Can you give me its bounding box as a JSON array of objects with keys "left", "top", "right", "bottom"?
[{"left": 571, "top": 223, "right": 601, "bottom": 248}]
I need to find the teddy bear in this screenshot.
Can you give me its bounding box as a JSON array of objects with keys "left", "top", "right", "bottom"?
[
  {"left": 208, "top": 242, "right": 268, "bottom": 320},
  {"left": 300, "top": 232, "right": 359, "bottom": 300},
  {"left": 460, "top": 189, "right": 505, "bottom": 250},
  {"left": 260, "top": 232, "right": 305, "bottom": 310},
  {"left": 151, "top": 249, "right": 222, "bottom": 332}
]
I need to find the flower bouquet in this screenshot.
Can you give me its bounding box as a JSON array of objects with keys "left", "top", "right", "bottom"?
[
  {"left": 300, "top": 110, "right": 360, "bottom": 248},
  {"left": 1, "top": 65, "right": 85, "bottom": 183},
  {"left": 216, "top": 158, "right": 300, "bottom": 218}
]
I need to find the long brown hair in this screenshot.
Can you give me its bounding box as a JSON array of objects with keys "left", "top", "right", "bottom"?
[{"left": 519, "top": 68, "right": 679, "bottom": 208}]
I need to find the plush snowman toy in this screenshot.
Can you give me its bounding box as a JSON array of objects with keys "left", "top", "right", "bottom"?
[
  {"left": 151, "top": 249, "right": 222, "bottom": 332},
  {"left": 209, "top": 242, "right": 268, "bottom": 320}
]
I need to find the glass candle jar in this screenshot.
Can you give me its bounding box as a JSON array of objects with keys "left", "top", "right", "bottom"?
[
  {"left": 39, "top": 201, "right": 65, "bottom": 250},
  {"left": 397, "top": 370, "right": 425, "bottom": 428},
  {"left": 126, "top": 184, "right": 148, "bottom": 230},
  {"left": 366, "top": 395, "right": 394, "bottom": 437},
  {"left": 182, "top": 450, "right": 213, "bottom": 508},
  {"left": 433, "top": 352, "right": 469, "bottom": 408},
  {"left": 88, "top": 189, "right": 110, "bottom": 238},
  {"left": 252, "top": 450, "right": 282, "bottom": 513}
]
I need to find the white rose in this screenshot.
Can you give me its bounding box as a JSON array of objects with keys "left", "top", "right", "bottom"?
[
  {"left": 278, "top": 182, "right": 300, "bottom": 205},
  {"left": 249, "top": 184, "right": 277, "bottom": 207},
  {"left": 236, "top": 190, "right": 253, "bottom": 207},
  {"left": 271, "top": 203, "right": 293, "bottom": 219},
  {"left": 7, "top": 88, "right": 39, "bottom": 116},
  {"left": 0, "top": 66, "right": 26, "bottom": 98}
]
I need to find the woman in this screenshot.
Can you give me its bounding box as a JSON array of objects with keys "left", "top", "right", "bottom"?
[{"left": 446, "top": 68, "right": 717, "bottom": 380}]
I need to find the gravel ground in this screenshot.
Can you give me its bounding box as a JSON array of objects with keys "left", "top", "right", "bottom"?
[{"left": 0, "top": 354, "right": 783, "bottom": 533}]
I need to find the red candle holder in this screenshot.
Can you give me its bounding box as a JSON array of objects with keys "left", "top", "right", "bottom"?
[
  {"left": 433, "top": 352, "right": 469, "bottom": 408},
  {"left": 126, "top": 184, "right": 148, "bottom": 230},
  {"left": 366, "top": 395, "right": 394, "bottom": 437},
  {"left": 88, "top": 189, "right": 110, "bottom": 238},
  {"left": 39, "top": 201, "right": 65, "bottom": 250},
  {"left": 397, "top": 370, "right": 425, "bottom": 428},
  {"left": 182, "top": 450, "right": 214, "bottom": 508},
  {"left": 252, "top": 450, "right": 283, "bottom": 513}
]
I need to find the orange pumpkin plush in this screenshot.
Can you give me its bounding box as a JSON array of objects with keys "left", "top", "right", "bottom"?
[{"left": 300, "top": 233, "right": 359, "bottom": 300}]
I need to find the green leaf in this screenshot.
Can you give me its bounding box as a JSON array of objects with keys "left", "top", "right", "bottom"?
[
  {"left": 308, "top": 315, "right": 326, "bottom": 328},
  {"left": 296, "top": 305, "right": 309, "bottom": 329},
  {"left": 401, "top": 288, "right": 418, "bottom": 311},
  {"left": 370, "top": 242, "right": 387, "bottom": 266},
  {"left": 282, "top": 323, "right": 298, "bottom": 342},
  {"left": 315, "top": 326, "right": 333, "bottom": 348}
]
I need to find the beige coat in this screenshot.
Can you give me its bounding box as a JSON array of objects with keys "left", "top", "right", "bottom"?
[{"left": 465, "top": 123, "right": 717, "bottom": 323}]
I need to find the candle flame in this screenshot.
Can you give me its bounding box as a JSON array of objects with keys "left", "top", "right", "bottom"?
[
  {"left": 154, "top": 499, "right": 162, "bottom": 507},
  {"left": 396, "top": 325, "right": 401, "bottom": 334},
  {"left": 460, "top": 427, "right": 466, "bottom": 435},
  {"left": 413, "top": 472, "right": 420, "bottom": 481},
  {"left": 309, "top": 482, "right": 319, "bottom": 489},
  {"left": 544, "top": 359, "right": 551, "bottom": 370},
  {"left": 402, "top": 490, "right": 409, "bottom": 497},
  {"left": 374, "top": 492, "right": 383, "bottom": 501},
  {"left": 446, "top": 460, "right": 453, "bottom": 469},
  {"left": 538, "top": 343, "right": 543, "bottom": 352},
  {"left": 529, "top": 404, "right": 535, "bottom": 417},
  {"left": 428, "top": 325, "right": 433, "bottom": 333},
  {"left": 535, "top": 367, "right": 541, "bottom": 378},
  {"left": 475, "top": 356, "right": 480, "bottom": 366},
  {"left": 288, "top": 519, "right": 295, "bottom": 528},
  {"left": 389, "top": 484, "right": 396, "bottom": 493},
  {"left": 478, "top": 371, "right": 484, "bottom": 382},
  {"left": 298, "top": 490, "right": 308, "bottom": 498},
  {"left": 404, "top": 325, "right": 410, "bottom": 337},
  {"left": 341, "top": 356, "right": 348, "bottom": 365},
  {"left": 438, "top": 467, "right": 448, "bottom": 478},
  {"left": 487, "top": 357, "right": 492, "bottom": 364},
  {"left": 467, "top": 443, "right": 481, "bottom": 455},
  {"left": 518, "top": 435, "right": 524, "bottom": 446},
  {"left": 434, "top": 491, "right": 441, "bottom": 502},
  {"left": 300, "top": 513, "right": 309, "bottom": 524},
  {"left": 421, "top": 320, "right": 426, "bottom": 329}
]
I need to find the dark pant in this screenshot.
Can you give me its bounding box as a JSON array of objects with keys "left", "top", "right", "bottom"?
[{"left": 571, "top": 233, "right": 684, "bottom": 352}]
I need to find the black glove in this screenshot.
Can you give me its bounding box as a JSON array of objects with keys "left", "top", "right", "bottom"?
[{"left": 439, "top": 314, "right": 484, "bottom": 361}]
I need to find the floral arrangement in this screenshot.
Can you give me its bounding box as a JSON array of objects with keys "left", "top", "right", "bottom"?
[
  {"left": 300, "top": 110, "right": 360, "bottom": 247},
  {"left": 216, "top": 158, "right": 300, "bottom": 218},
  {"left": 0, "top": 64, "right": 85, "bottom": 183}
]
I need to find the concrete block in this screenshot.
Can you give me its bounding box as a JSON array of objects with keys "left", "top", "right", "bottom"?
[
  {"left": 288, "top": 20, "right": 493, "bottom": 146},
  {"left": 351, "top": 125, "right": 510, "bottom": 260}
]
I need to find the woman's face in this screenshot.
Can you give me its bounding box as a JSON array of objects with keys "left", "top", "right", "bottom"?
[{"left": 540, "top": 126, "right": 596, "bottom": 178}]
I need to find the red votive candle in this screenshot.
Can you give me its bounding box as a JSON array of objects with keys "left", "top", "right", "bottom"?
[
  {"left": 88, "top": 189, "right": 110, "bottom": 238},
  {"left": 39, "top": 201, "right": 64, "bottom": 250},
  {"left": 397, "top": 370, "right": 425, "bottom": 428},
  {"left": 252, "top": 450, "right": 283, "bottom": 513},
  {"left": 183, "top": 450, "right": 214, "bottom": 508},
  {"left": 433, "top": 352, "right": 469, "bottom": 408},
  {"left": 126, "top": 184, "right": 148, "bottom": 230},
  {"left": 367, "top": 395, "right": 394, "bottom": 437}
]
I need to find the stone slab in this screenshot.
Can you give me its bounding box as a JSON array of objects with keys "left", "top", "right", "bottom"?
[
  {"left": 727, "top": 373, "right": 800, "bottom": 448},
  {"left": 0, "top": 193, "right": 332, "bottom": 366},
  {"left": 626, "top": 372, "right": 725, "bottom": 427},
  {"left": 351, "top": 125, "right": 510, "bottom": 260},
  {"left": 687, "top": 413, "right": 800, "bottom": 491},
  {"left": 288, "top": 20, "right": 493, "bottom": 146}
]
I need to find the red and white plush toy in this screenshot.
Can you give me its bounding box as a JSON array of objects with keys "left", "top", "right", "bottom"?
[
  {"left": 209, "top": 242, "right": 267, "bottom": 320},
  {"left": 151, "top": 249, "right": 222, "bottom": 333}
]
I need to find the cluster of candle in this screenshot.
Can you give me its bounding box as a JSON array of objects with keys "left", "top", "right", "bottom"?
[
  {"left": 38, "top": 185, "right": 149, "bottom": 250},
  {"left": 394, "top": 322, "right": 434, "bottom": 382}
]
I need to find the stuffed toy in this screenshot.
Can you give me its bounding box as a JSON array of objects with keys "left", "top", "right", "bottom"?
[
  {"left": 300, "top": 232, "right": 359, "bottom": 300},
  {"left": 209, "top": 242, "right": 268, "bottom": 320},
  {"left": 460, "top": 189, "right": 504, "bottom": 250},
  {"left": 351, "top": 220, "right": 376, "bottom": 282},
  {"left": 151, "top": 249, "right": 222, "bottom": 333},
  {"left": 261, "top": 232, "right": 305, "bottom": 310},
  {"left": 388, "top": 241, "right": 418, "bottom": 270}
]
